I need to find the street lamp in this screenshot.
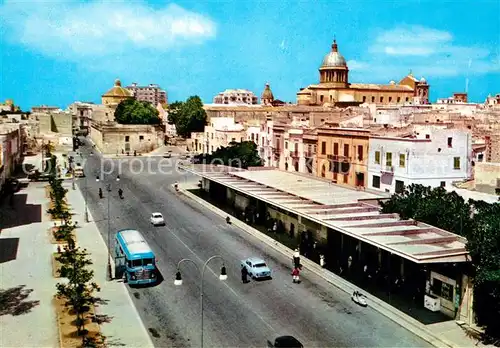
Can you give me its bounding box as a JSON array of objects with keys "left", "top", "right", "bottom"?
[
  {"left": 97, "top": 173, "right": 121, "bottom": 281},
  {"left": 174, "top": 256, "right": 227, "bottom": 348}
]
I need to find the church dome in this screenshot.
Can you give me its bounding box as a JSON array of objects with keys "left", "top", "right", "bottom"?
[
  {"left": 102, "top": 79, "right": 133, "bottom": 97},
  {"left": 320, "top": 40, "right": 347, "bottom": 68},
  {"left": 261, "top": 83, "right": 274, "bottom": 100}
]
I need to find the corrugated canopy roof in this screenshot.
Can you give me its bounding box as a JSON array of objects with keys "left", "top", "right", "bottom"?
[{"left": 183, "top": 165, "right": 470, "bottom": 264}]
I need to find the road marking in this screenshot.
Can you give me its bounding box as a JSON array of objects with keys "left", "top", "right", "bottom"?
[{"left": 168, "top": 229, "right": 277, "bottom": 334}]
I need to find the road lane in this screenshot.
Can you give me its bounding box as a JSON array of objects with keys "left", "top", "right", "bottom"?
[{"left": 79, "top": 144, "right": 432, "bottom": 348}]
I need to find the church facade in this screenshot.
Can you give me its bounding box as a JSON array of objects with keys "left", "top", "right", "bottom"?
[{"left": 297, "top": 40, "right": 430, "bottom": 106}]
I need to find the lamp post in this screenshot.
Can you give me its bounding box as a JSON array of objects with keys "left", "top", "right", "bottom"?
[
  {"left": 84, "top": 173, "right": 89, "bottom": 222},
  {"left": 174, "top": 256, "right": 227, "bottom": 348},
  {"left": 97, "top": 173, "right": 120, "bottom": 281}
]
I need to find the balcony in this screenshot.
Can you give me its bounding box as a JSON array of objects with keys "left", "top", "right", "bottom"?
[
  {"left": 290, "top": 151, "right": 300, "bottom": 158},
  {"left": 381, "top": 165, "right": 394, "bottom": 173},
  {"left": 273, "top": 147, "right": 281, "bottom": 154},
  {"left": 304, "top": 152, "right": 314, "bottom": 158},
  {"left": 327, "top": 154, "right": 351, "bottom": 162}
]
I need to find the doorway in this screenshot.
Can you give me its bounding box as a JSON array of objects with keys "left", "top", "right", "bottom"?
[{"left": 356, "top": 172, "right": 365, "bottom": 187}]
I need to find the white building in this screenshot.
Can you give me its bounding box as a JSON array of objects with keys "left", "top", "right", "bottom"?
[
  {"left": 432, "top": 94, "right": 480, "bottom": 116},
  {"left": 191, "top": 117, "right": 246, "bottom": 154},
  {"left": 213, "top": 89, "right": 258, "bottom": 105},
  {"left": 368, "top": 128, "right": 472, "bottom": 193},
  {"left": 485, "top": 94, "right": 500, "bottom": 107},
  {"left": 259, "top": 117, "right": 275, "bottom": 167},
  {"left": 246, "top": 124, "right": 261, "bottom": 145}
]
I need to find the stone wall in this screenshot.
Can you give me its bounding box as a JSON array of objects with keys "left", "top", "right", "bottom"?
[
  {"left": 474, "top": 162, "right": 500, "bottom": 194},
  {"left": 51, "top": 113, "right": 72, "bottom": 134},
  {"left": 34, "top": 113, "right": 52, "bottom": 134},
  {"left": 32, "top": 112, "right": 72, "bottom": 135},
  {"left": 90, "top": 122, "right": 164, "bottom": 154}
]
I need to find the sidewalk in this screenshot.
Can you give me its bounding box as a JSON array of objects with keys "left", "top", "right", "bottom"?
[
  {"left": 177, "top": 182, "right": 487, "bottom": 348},
  {"left": 64, "top": 185, "right": 154, "bottom": 348},
  {"left": 0, "top": 183, "right": 59, "bottom": 347},
  {"left": 0, "top": 179, "right": 153, "bottom": 348}
]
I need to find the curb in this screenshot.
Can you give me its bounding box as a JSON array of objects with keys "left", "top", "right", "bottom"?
[
  {"left": 177, "top": 184, "right": 458, "bottom": 348},
  {"left": 71, "top": 193, "right": 155, "bottom": 348}
]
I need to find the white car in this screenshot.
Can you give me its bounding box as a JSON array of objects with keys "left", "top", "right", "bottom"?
[
  {"left": 241, "top": 257, "right": 272, "bottom": 279},
  {"left": 150, "top": 212, "right": 165, "bottom": 226}
]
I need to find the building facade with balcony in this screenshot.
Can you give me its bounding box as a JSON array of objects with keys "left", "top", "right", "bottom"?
[
  {"left": 275, "top": 126, "right": 318, "bottom": 175},
  {"left": 368, "top": 129, "right": 472, "bottom": 193},
  {"left": 316, "top": 127, "right": 370, "bottom": 188},
  {"left": 258, "top": 117, "right": 275, "bottom": 167},
  {"left": 125, "top": 83, "right": 167, "bottom": 106},
  {"left": 213, "top": 89, "right": 258, "bottom": 105},
  {"left": 68, "top": 102, "right": 94, "bottom": 135}
]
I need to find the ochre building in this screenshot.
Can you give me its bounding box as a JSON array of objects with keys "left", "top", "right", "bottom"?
[
  {"left": 316, "top": 127, "right": 370, "bottom": 188},
  {"left": 297, "top": 40, "right": 430, "bottom": 106},
  {"left": 101, "top": 79, "right": 134, "bottom": 107}
]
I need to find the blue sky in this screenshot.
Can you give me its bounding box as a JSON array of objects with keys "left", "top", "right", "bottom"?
[{"left": 1, "top": 0, "right": 499, "bottom": 110}]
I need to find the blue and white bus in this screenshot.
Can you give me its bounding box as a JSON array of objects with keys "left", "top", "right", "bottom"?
[{"left": 115, "top": 229, "right": 157, "bottom": 285}]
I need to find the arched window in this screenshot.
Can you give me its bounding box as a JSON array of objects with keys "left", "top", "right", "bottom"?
[
  {"left": 321, "top": 164, "right": 326, "bottom": 177},
  {"left": 294, "top": 162, "right": 299, "bottom": 172},
  {"left": 285, "top": 162, "right": 289, "bottom": 171}
]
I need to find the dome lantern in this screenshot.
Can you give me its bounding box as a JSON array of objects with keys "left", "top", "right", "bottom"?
[{"left": 319, "top": 38, "right": 349, "bottom": 86}]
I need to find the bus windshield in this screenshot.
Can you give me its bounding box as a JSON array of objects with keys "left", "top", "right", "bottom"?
[{"left": 128, "top": 258, "right": 154, "bottom": 268}]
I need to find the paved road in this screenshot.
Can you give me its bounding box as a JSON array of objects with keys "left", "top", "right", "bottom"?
[{"left": 78, "top": 140, "right": 432, "bottom": 348}]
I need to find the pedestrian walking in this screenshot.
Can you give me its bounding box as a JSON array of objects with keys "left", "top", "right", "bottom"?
[
  {"left": 241, "top": 265, "right": 249, "bottom": 283},
  {"left": 291, "top": 267, "right": 300, "bottom": 283},
  {"left": 293, "top": 249, "right": 301, "bottom": 269}
]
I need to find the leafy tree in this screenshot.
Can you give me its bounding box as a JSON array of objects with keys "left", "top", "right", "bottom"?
[
  {"left": 168, "top": 96, "right": 207, "bottom": 137},
  {"left": 465, "top": 201, "right": 500, "bottom": 339},
  {"left": 381, "top": 184, "right": 500, "bottom": 339},
  {"left": 53, "top": 215, "right": 77, "bottom": 241},
  {"left": 114, "top": 98, "right": 160, "bottom": 125},
  {"left": 381, "top": 185, "right": 474, "bottom": 236},
  {"left": 47, "top": 177, "right": 69, "bottom": 220},
  {"left": 56, "top": 242, "right": 100, "bottom": 338},
  {"left": 167, "top": 101, "right": 183, "bottom": 125},
  {"left": 195, "top": 141, "right": 263, "bottom": 169}
]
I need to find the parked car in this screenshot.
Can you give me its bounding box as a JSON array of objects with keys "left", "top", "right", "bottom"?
[
  {"left": 150, "top": 212, "right": 165, "bottom": 226},
  {"left": 163, "top": 152, "right": 172, "bottom": 158},
  {"left": 240, "top": 257, "right": 271, "bottom": 279},
  {"left": 267, "top": 336, "right": 303, "bottom": 348}
]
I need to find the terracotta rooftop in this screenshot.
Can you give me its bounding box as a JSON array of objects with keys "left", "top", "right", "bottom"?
[{"left": 182, "top": 165, "right": 470, "bottom": 264}]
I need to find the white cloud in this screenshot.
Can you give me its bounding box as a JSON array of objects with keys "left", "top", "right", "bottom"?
[
  {"left": 350, "top": 25, "right": 499, "bottom": 80},
  {"left": 0, "top": 1, "right": 216, "bottom": 59}
]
